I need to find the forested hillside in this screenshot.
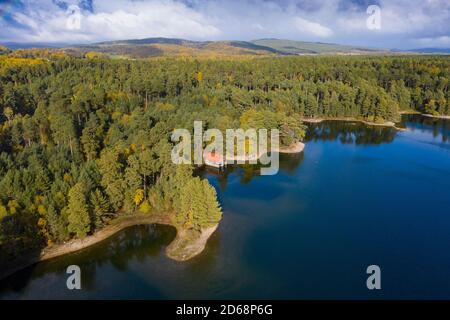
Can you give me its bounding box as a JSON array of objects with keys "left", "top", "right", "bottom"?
[
  {"left": 61, "top": 37, "right": 385, "bottom": 58},
  {"left": 251, "top": 39, "right": 382, "bottom": 54},
  {"left": 0, "top": 54, "right": 448, "bottom": 263}
]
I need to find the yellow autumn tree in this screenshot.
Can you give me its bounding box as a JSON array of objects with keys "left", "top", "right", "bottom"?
[
  {"left": 139, "top": 200, "right": 152, "bottom": 214},
  {"left": 134, "top": 188, "right": 144, "bottom": 207},
  {"left": 7, "top": 200, "right": 19, "bottom": 214},
  {"left": 197, "top": 71, "right": 203, "bottom": 83},
  {"left": 85, "top": 51, "right": 105, "bottom": 59},
  {"left": 0, "top": 205, "right": 7, "bottom": 220}
]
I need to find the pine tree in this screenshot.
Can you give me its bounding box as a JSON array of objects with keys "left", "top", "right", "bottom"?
[
  {"left": 36, "top": 170, "right": 52, "bottom": 194},
  {"left": 67, "top": 182, "right": 91, "bottom": 238},
  {"left": 46, "top": 204, "right": 68, "bottom": 241},
  {"left": 177, "top": 177, "right": 222, "bottom": 231},
  {"left": 90, "top": 189, "right": 111, "bottom": 228},
  {"left": 97, "top": 148, "right": 124, "bottom": 211},
  {"left": 81, "top": 116, "right": 101, "bottom": 161},
  {"left": 49, "top": 111, "right": 78, "bottom": 156}
]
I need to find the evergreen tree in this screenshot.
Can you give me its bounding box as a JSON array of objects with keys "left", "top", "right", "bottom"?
[
  {"left": 90, "top": 188, "right": 111, "bottom": 228},
  {"left": 177, "top": 177, "right": 222, "bottom": 231},
  {"left": 97, "top": 148, "right": 125, "bottom": 211},
  {"left": 81, "top": 114, "right": 101, "bottom": 161},
  {"left": 67, "top": 182, "right": 91, "bottom": 238}
]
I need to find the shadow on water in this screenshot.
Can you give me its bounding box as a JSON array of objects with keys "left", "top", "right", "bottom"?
[
  {"left": 305, "top": 121, "right": 398, "bottom": 145},
  {"left": 198, "top": 119, "right": 403, "bottom": 188},
  {"left": 0, "top": 224, "right": 176, "bottom": 296},
  {"left": 0, "top": 211, "right": 45, "bottom": 293},
  {"left": 196, "top": 152, "right": 305, "bottom": 190},
  {"left": 196, "top": 119, "right": 406, "bottom": 189},
  {"left": 399, "top": 114, "right": 450, "bottom": 143},
  {"left": 184, "top": 224, "right": 221, "bottom": 277}
]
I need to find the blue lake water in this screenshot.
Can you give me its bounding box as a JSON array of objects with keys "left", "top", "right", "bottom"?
[{"left": 1, "top": 115, "right": 450, "bottom": 299}]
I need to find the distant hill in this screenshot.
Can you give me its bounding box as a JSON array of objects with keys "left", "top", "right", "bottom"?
[
  {"left": 2, "top": 37, "right": 392, "bottom": 58},
  {"left": 62, "top": 37, "right": 388, "bottom": 58},
  {"left": 0, "top": 46, "right": 10, "bottom": 55},
  {"left": 0, "top": 42, "right": 67, "bottom": 49},
  {"left": 250, "top": 39, "right": 384, "bottom": 54},
  {"left": 392, "top": 48, "right": 450, "bottom": 54},
  {"left": 62, "top": 38, "right": 284, "bottom": 58}
]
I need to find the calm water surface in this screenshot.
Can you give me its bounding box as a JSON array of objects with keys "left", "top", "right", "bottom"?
[{"left": 1, "top": 115, "right": 450, "bottom": 299}]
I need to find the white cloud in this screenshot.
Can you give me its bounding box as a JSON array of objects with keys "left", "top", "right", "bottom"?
[
  {"left": 0, "top": 0, "right": 448, "bottom": 49},
  {"left": 293, "top": 17, "right": 333, "bottom": 38},
  {"left": 5, "top": 0, "right": 220, "bottom": 43},
  {"left": 416, "top": 36, "right": 450, "bottom": 47},
  {"left": 81, "top": 2, "right": 220, "bottom": 41}
]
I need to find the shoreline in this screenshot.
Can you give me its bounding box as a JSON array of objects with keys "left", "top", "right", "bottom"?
[
  {"left": 302, "top": 117, "right": 398, "bottom": 128},
  {"left": 278, "top": 141, "right": 305, "bottom": 153},
  {"left": 0, "top": 213, "right": 218, "bottom": 281},
  {"left": 422, "top": 114, "right": 450, "bottom": 120},
  {"left": 399, "top": 110, "right": 421, "bottom": 115},
  {"left": 166, "top": 224, "right": 218, "bottom": 261},
  {"left": 208, "top": 141, "right": 305, "bottom": 166},
  {"left": 399, "top": 111, "right": 450, "bottom": 120}
]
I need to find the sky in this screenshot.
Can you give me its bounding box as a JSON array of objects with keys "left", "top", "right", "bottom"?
[{"left": 0, "top": 0, "right": 449, "bottom": 49}]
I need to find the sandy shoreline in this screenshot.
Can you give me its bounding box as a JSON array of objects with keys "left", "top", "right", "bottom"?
[
  {"left": 40, "top": 213, "right": 173, "bottom": 261},
  {"left": 422, "top": 114, "right": 450, "bottom": 120},
  {"left": 213, "top": 141, "right": 305, "bottom": 165},
  {"left": 278, "top": 141, "right": 305, "bottom": 153},
  {"left": 399, "top": 110, "right": 421, "bottom": 115},
  {"left": 166, "top": 224, "right": 218, "bottom": 261},
  {"left": 398, "top": 111, "right": 450, "bottom": 120},
  {"left": 302, "top": 117, "right": 398, "bottom": 128},
  {"left": 0, "top": 213, "right": 218, "bottom": 280}
]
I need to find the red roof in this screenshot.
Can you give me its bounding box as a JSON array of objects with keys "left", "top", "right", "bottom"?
[{"left": 205, "top": 152, "right": 224, "bottom": 163}]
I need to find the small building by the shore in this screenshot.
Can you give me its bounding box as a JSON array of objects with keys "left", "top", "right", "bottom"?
[{"left": 205, "top": 152, "right": 225, "bottom": 168}]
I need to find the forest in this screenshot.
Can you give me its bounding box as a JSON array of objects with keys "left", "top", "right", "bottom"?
[{"left": 0, "top": 52, "right": 448, "bottom": 263}]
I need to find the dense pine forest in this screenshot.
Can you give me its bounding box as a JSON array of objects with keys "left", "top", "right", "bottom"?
[{"left": 0, "top": 53, "right": 449, "bottom": 263}]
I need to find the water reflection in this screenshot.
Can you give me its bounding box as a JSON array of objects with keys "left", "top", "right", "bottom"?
[
  {"left": 199, "top": 114, "right": 450, "bottom": 189},
  {"left": 400, "top": 114, "right": 450, "bottom": 143},
  {"left": 0, "top": 224, "right": 176, "bottom": 295},
  {"left": 196, "top": 152, "right": 304, "bottom": 191},
  {"left": 305, "top": 121, "right": 397, "bottom": 145},
  {"left": 183, "top": 226, "right": 222, "bottom": 278}
]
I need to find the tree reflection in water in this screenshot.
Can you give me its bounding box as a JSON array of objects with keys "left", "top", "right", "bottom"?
[
  {"left": 399, "top": 114, "right": 450, "bottom": 143},
  {"left": 0, "top": 225, "right": 176, "bottom": 294},
  {"left": 305, "top": 121, "right": 397, "bottom": 145},
  {"left": 196, "top": 152, "right": 305, "bottom": 191},
  {"left": 196, "top": 120, "right": 399, "bottom": 188}
]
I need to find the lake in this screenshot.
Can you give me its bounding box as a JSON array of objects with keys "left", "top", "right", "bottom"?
[{"left": 1, "top": 115, "right": 450, "bottom": 299}]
